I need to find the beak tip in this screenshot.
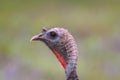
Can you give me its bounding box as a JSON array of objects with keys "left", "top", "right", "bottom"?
[
  {"left": 30, "top": 38, "right": 33, "bottom": 42},
  {"left": 30, "top": 37, "right": 35, "bottom": 42},
  {"left": 30, "top": 35, "right": 39, "bottom": 42}
]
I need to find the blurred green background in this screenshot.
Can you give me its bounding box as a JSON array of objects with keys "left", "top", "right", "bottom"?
[{"left": 0, "top": 0, "right": 120, "bottom": 80}]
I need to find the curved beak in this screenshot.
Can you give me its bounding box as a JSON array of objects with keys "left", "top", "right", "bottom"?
[
  {"left": 30, "top": 33, "right": 44, "bottom": 42},
  {"left": 31, "top": 27, "right": 48, "bottom": 42}
]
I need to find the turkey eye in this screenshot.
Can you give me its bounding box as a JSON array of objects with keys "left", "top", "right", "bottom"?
[{"left": 49, "top": 31, "right": 57, "bottom": 38}]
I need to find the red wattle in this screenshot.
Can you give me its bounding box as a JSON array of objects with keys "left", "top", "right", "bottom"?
[{"left": 52, "top": 49, "right": 66, "bottom": 69}]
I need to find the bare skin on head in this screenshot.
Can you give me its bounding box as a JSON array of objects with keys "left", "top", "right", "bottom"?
[{"left": 31, "top": 27, "right": 79, "bottom": 80}]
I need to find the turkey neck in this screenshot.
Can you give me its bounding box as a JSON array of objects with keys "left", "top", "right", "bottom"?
[
  {"left": 66, "top": 66, "right": 79, "bottom": 80},
  {"left": 51, "top": 33, "right": 79, "bottom": 80}
]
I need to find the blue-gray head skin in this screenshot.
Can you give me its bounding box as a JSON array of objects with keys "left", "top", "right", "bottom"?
[{"left": 31, "top": 27, "right": 79, "bottom": 80}]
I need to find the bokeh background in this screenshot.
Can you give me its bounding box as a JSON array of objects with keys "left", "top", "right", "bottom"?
[{"left": 0, "top": 0, "right": 120, "bottom": 80}]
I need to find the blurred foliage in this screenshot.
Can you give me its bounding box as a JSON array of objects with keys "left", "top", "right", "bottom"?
[{"left": 0, "top": 0, "right": 120, "bottom": 80}]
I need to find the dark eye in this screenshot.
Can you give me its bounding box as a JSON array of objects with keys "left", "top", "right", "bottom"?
[{"left": 49, "top": 31, "right": 57, "bottom": 39}]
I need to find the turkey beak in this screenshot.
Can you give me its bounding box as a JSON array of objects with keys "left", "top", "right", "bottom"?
[
  {"left": 30, "top": 33, "right": 44, "bottom": 41},
  {"left": 31, "top": 27, "right": 48, "bottom": 42}
]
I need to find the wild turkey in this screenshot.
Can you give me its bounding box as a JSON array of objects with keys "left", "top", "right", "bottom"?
[{"left": 31, "top": 27, "right": 79, "bottom": 80}]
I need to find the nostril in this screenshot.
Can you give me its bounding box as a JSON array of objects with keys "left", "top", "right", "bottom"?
[{"left": 38, "top": 33, "right": 44, "bottom": 37}]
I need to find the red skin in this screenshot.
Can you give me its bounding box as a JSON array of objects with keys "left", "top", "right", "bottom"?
[{"left": 52, "top": 49, "right": 66, "bottom": 69}]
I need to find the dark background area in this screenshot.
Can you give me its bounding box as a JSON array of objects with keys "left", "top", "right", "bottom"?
[{"left": 0, "top": 0, "right": 120, "bottom": 80}]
